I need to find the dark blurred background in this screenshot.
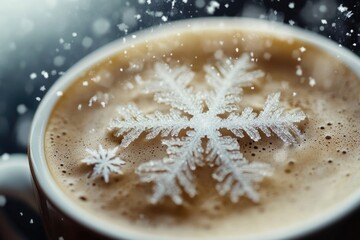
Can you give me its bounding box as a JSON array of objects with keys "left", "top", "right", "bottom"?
[{"left": 0, "top": 0, "right": 359, "bottom": 239}]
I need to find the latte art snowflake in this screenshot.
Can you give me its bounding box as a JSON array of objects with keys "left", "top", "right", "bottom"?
[
  {"left": 82, "top": 145, "right": 125, "bottom": 183},
  {"left": 109, "top": 54, "right": 306, "bottom": 205}
]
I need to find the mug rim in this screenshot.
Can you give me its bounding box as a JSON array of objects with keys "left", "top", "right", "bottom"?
[{"left": 29, "top": 17, "right": 360, "bottom": 240}]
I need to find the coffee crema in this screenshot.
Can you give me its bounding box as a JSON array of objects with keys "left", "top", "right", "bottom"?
[{"left": 45, "top": 27, "right": 360, "bottom": 238}]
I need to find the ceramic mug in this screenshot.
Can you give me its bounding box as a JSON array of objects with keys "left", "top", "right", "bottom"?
[{"left": 0, "top": 17, "right": 360, "bottom": 240}]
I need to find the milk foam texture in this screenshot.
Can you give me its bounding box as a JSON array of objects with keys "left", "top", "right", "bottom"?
[{"left": 45, "top": 29, "right": 360, "bottom": 237}]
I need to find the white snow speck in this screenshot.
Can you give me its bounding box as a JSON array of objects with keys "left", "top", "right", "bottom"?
[
  {"left": 299, "top": 47, "right": 306, "bottom": 52},
  {"left": 122, "top": 8, "right": 138, "bottom": 28},
  {"left": 0, "top": 195, "right": 6, "bottom": 207},
  {"left": 59, "top": 38, "right": 64, "bottom": 44},
  {"left": 83, "top": 81, "right": 89, "bottom": 86},
  {"left": 41, "top": 71, "right": 49, "bottom": 79},
  {"left": 288, "top": 20, "right": 295, "bottom": 25},
  {"left": 319, "top": 5, "right": 327, "bottom": 13},
  {"left": 36, "top": 97, "right": 41, "bottom": 101},
  {"left": 53, "top": 55, "right": 66, "bottom": 67},
  {"left": 40, "top": 85, "right": 46, "bottom": 91},
  {"left": 206, "top": 1, "right": 220, "bottom": 14},
  {"left": 321, "top": 19, "right": 327, "bottom": 24},
  {"left": 63, "top": 43, "right": 71, "bottom": 50},
  {"left": 30, "top": 219, "right": 34, "bottom": 224},
  {"left": 92, "top": 18, "right": 111, "bottom": 36},
  {"left": 15, "top": 114, "right": 33, "bottom": 148},
  {"left": 195, "top": 0, "right": 206, "bottom": 8},
  {"left": 161, "top": 16, "right": 168, "bottom": 22},
  {"left": 58, "top": 237, "right": 64, "bottom": 240},
  {"left": 296, "top": 65, "right": 303, "bottom": 76},
  {"left": 337, "top": 4, "right": 348, "bottom": 13},
  {"left": 78, "top": 104, "right": 82, "bottom": 111},
  {"left": 30, "top": 73, "right": 37, "bottom": 80},
  {"left": 20, "top": 212, "right": 23, "bottom": 216},
  {"left": 288, "top": 2, "right": 295, "bottom": 9},
  {"left": 309, "top": 77, "right": 316, "bottom": 87},
  {"left": 0, "top": 153, "right": 10, "bottom": 161},
  {"left": 17, "top": 104, "right": 28, "bottom": 115},
  {"left": 117, "top": 23, "right": 129, "bottom": 33},
  {"left": 72, "top": 32, "right": 77, "bottom": 37},
  {"left": 82, "top": 37, "right": 93, "bottom": 49},
  {"left": 345, "top": 11, "right": 353, "bottom": 18}
]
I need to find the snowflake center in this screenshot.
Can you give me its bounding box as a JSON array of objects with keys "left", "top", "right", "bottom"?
[{"left": 190, "top": 112, "right": 221, "bottom": 133}]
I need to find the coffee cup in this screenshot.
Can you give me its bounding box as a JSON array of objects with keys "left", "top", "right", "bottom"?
[{"left": 1, "top": 17, "right": 360, "bottom": 240}]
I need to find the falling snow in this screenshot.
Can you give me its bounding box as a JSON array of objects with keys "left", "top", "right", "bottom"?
[
  {"left": 53, "top": 55, "right": 66, "bottom": 67},
  {"left": 117, "top": 23, "right": 129, "bottom": 34},
  {"left": 41, "top": 71, "right": 49, "bottom": 79},
  {"left": 337, "top": 4, "right": 348, "bottom": 13},
  {"left": 206, "top": 1, "right": 220, "bottom": 14},
  {"left": 29, "top": 73, "right": 37, "bottom": 80},
  {"left": 345, "top": 11, "right": 354, "bottom": 19},
  {"left": 16, "top": 104, "right": 28, "bottom": 115},
  {"left": 82, "top": 36, "right": 93, "bottom": 49},
  {"left": 92, "top": 18, "right": 111, "bottom": 36},
  {"left": 309, "top": 77, "right": 316, "bottom": 87},
  {"left": 296, "top": 65, "right": 303, "bottom": 76},
  {"left": 195, "top": 0, "right": 206, "bottom": 8},
  {"left": 0, "top": 195, "right": 6, "bottom": 207}
]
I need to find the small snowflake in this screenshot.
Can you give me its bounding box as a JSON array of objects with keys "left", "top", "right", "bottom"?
[{"left": 82, "top": 145, "right": 125, "bottom": 183}]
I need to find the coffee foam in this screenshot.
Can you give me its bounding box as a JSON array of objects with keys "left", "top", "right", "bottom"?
[{"left": 45, "top": 29, "right": 360, "bottom": 237}]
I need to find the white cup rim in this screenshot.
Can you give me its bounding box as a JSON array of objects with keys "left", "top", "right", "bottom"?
[{"left": 29, "top": 17, "right": 360, "bottom": 240}]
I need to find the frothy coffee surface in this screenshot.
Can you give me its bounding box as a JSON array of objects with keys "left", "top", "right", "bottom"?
[{"left": 45, "top": 26, "right": 360, "bottom": 238}]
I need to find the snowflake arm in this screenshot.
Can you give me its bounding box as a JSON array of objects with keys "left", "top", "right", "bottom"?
[
  {"left": 220, "top": 92, "right": 306, "bottom": 144},
  {"left": 109, "top": 104, "right": 191, "bottom": 147},
  {"left": 206, "top": 132, "right": 273, "bottom": 203},
  {"left": 81, "top": 145, "right": 125, "bottom": 183},
  {"left": 204, "top": 54, "right": 265, "bottom": 115},
  {"left": 144, "top": 63, "right": 203, "bottom": 115},
  {"left": 136, "top": 131, "right": 204, "bottom": 204}
]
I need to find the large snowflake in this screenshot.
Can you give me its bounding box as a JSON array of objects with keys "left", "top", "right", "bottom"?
[{"left": 108, "top": 54, "right": 306, "bottom": 205}]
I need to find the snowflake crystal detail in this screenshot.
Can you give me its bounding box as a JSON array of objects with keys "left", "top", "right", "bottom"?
[
  {"left": 82, "top": 145, "right": 126, "bottom": 183},
  {"left": 109, "top": 54, "right": 306, "bottom": 205}
]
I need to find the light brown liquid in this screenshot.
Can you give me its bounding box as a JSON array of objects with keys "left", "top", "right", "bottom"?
[{"left": 45, "top": 28, "right": 360, "bottom": 238}]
